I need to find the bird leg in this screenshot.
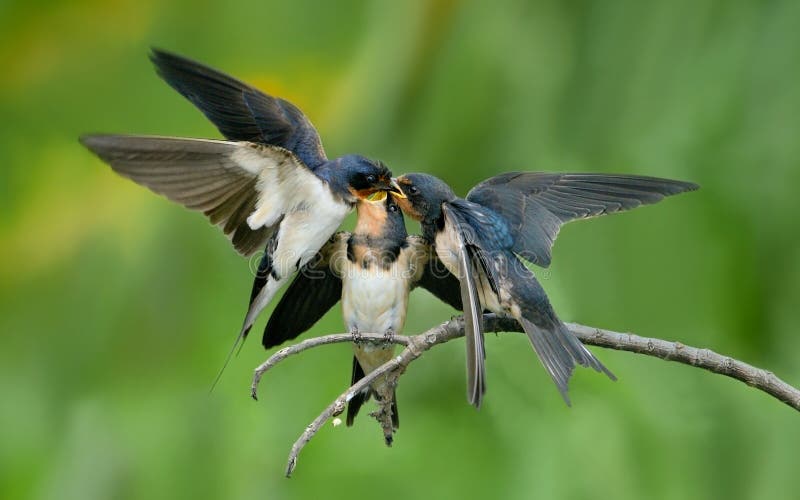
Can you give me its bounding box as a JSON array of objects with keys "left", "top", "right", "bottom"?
[
  {"left": 350, "top": 326, "right": 362, "bottom": 344},
  {"left": 382, "top": 327, "right": 396, "bottom": 346}
]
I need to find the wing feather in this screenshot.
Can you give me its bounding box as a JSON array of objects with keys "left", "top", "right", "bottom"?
[
  {"left": 149, "top": 49, "right": 327, "bottom": 168},
  {"left": 467, "top": 172, "right": 698, "bottom": 266},
  {"left": 261, "top": 233, "right": 348, "bottom": 348},
  {"left": 442, "top": 205, "right": 486, "bottom": 408},
  {"left": 406, "top": 236, "right": 462, "bottom": 310},
  {"left": 80, "top": 134, "right": 326, "bottom": 256}
]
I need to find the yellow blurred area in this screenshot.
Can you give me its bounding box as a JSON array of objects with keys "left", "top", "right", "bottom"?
[
  {"left": 0, "top": 145, "right": 153, "bottom": 284},
  {"left": 0, "top": 0, "right": 155, "bottom": 92}
]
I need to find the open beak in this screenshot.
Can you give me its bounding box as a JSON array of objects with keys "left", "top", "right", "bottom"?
[
  {"left": 365, "top": 190, "right": 388, "bottom": 202},
  {"left": 388, "top": 178, "right": 406, "bottom": 198}
]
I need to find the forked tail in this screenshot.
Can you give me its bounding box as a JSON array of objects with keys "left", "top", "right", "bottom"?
[{"left": 518, "top": 315, "right": 616, "bottom": 405}]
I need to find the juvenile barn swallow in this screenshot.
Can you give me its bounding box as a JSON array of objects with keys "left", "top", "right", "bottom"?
[
  {"left": 80, "top": 50, "right": 401, "bottom": 357},
  {"left": 394, "top": 172, "right": 698, "bottom": 407},
  {"left": 264, "top": 191, "right": 461, "bottom": 443}
]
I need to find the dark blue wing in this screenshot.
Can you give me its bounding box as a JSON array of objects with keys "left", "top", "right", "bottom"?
[
  {"left": 447, "top": 198, "right": 514, "bottom": 251},
  {"left": 467, "top": 172, "right": 698, "bottom": 267},
  {"left": 406, "top": 236, "right": 462, "bottom": 310},
  {"left": 442, "top": 202, "right": 510, "bottom": 407},
  {"left": 446, "top": 199, "right": 512, "bottom": 294},
  {"left": 150, "top": 49, "right": 327, "bottom": 169},
  {"left": 416, "top": 261, "right": 463, "bottom": 311}
]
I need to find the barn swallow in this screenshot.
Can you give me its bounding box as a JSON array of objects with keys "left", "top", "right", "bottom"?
[
  {"left": 263, "top": 191, "right": 461, "bottom": 444},
  {"left": 80, "top": 50, "right": 402, "bottom": 363},
  {"left": 394, "top": 172, "right": 698, "bottom": 407}
]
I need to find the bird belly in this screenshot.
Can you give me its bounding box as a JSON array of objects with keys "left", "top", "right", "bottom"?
[
  {"left": 477, "top": 256, "right": 517, "bottom": 315},
  {"left": 341, "top": 264, "right": 408, "bottom": 335},
  {"left": 352, "top": 343, "right": 395, "bottom": 375},
  {"left": 341, "top": 262, "right": 408, "bottom": 388},
  {"left": 477, "top": 279, "right": 505, "bottom": 313}
]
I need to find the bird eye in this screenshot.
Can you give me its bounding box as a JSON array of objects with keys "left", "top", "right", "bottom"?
[
  {"left": 389, "top": 204, "right": 398, "bottom": 212},
  {"left": 366, "top": 174, "right": 377, "bottom": 184},
  {"left": 408, "top": 185, "right": 419, "bottom": 194}
]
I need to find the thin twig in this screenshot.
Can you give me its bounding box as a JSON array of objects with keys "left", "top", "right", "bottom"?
[
  {"left": 283, "top": 334, "right": 427, "bottom": 477},
  {"left": 251, "top": 334, "right": 409, "bottom": 400},
  {"left": 564, "top": 322, "right": 800, "bottom": 410},
  {"left": 251, "top": 314, "right": 800, "bottom": 477}
]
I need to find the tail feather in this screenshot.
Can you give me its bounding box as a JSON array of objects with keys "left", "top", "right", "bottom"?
[
  {"left": 345, "top": 356, "right": 400, "bottom": 430},
  {"left": 346, "top": 356, "right": 370, "bottom": 426},
  {"left": 519, "top": 317, "right": 615, "bottom": 406},
  {"left": 209, "top": 259, "right": 281, "bottom": 391},
  {"left": 242, "top": 277, "right": 282, "bottom": 343},
  {"left": 558, "top": 322, "right": 617, "bottom": 381},
  {"left": 519, "top": 318, "right": 574, "bottom": 404},
  {"left": 390, "top": 389, "right": 399, "bottom": 429},
  {"left": 248, "top": 250, "right": 272, "bottom": 306}
]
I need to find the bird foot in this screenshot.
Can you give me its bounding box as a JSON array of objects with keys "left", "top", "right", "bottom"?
[
  {"left": 369, "top": 407, "right": 395, "bottom": 447},
  {"left": 350, "top": 327, "right": 362, "bottom": 344},
  {"left": 382, "top": 328, "right": 395, "bottom": 346}
]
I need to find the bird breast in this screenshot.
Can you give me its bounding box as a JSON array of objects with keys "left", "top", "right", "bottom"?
[{"left": 341, "top": 260, "right": 410, "bottom": 335}]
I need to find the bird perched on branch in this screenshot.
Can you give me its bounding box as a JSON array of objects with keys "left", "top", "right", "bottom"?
[
  {"left": 264, "top": 191, "right": 461, "bottom": 444},
  {"left": 393, "top": 172, "right": 698, "bottom": 407},
  {"left": 80, "top": 50, "right": 402, "bottom": 362}
]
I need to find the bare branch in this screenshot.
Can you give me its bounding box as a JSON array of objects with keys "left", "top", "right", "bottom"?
[
  {"left": 251, "top": 333, "right": 409, "bottom": 400},
  {"left": 281, "top": 334, "right": 428, "bottom": 477},
  {"left": 251, "top": 314, "right": 800, "bottom": 477},
  {"left": 564, "top": 321, "right": 800, "bottom": 411},
  {"left": 283, "top": 352, "right": 400, "bottom": 477}
]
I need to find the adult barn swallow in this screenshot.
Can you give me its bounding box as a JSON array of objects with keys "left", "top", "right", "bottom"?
[
  {"left": 394, "top": 172, "right": 698, "bottom": 407},
  {"left": 80, "top": 50, "right": 401, "bottom": 356},
  {"left": 263, "top": 192, "right": 461, "bottom": 443}
]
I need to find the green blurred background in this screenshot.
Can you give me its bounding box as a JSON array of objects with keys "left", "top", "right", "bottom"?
[{"left": 2, "top": 0, "right": 799, "bottom": 498}]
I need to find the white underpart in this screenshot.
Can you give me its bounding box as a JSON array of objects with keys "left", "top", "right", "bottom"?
[
  {"left": 341, "top": 264, "right": 409, "bottom": 338},
  {"left": 231, "top": 145, "right": 350, "bottom": 332},
  {"left": 231, "top": 146, "right": 345, "bottom": 233},
  {"left": 340, "top": 247, "right": 416, "bottom": 395}
]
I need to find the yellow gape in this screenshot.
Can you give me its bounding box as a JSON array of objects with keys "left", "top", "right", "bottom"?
[{"left": 366, "top": 190, "right": 388, "bottom": 202}]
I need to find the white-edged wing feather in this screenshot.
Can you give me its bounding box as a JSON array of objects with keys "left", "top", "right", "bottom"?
[
  {"left": 80, "top": 134, "right": 331, "bottom": 256},
  {"left": 84, "top": 134, "right": 354, "bottom": 385}
]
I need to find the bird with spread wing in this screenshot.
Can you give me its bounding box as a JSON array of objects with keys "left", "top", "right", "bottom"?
[
  {"left": 81, "top": 50, "right": 403, "bottom": 363},
  {"left": 393, "top": 172, "right": 698, "bottom": 407}
]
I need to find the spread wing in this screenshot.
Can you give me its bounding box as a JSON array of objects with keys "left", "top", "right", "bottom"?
[
  {"left": 441, "top": 204, "right": 486, "bottom": 408},
  {"left": 150, "top": 49, "right": 327, "bottom": 169},
  {"left": 262, "top": 233, "right": 348, "bottom": 348},
  {"left": 466, "top": 172, "right": 698, "bottom": 267},
  {"left": 406, "top": 236, "right": 462, "bottom": 310},
  {"left": 80, "top": 134, "right": 325, "bottom": 256}
]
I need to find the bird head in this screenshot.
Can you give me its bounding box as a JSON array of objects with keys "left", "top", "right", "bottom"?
[
  {"left": 391, "top": 173, "right": 457, "bottom": 223},
  {"left": 337, "top": 155, "right": 403, "bottom": 203}
]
